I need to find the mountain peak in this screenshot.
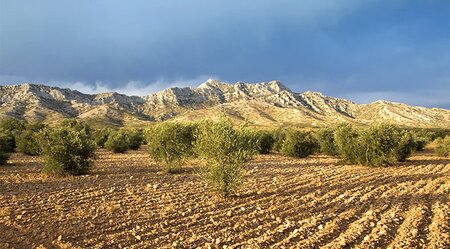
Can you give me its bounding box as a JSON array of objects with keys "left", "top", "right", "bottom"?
[{"left": 0, "top": 81, "right": 448, "bottom": 128}]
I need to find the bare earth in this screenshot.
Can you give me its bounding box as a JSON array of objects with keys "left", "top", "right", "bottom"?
[{"left": 0, "top": 147, "right": 449, "bottom": 249}]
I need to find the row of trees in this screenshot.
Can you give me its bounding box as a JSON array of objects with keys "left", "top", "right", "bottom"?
[{"left": 1, "top": 117, "right": 449, "bottom": 197}]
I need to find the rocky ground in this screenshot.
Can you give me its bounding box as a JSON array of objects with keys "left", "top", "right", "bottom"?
[{"left": 0, "top": 147, "right": 449, "bottom": 248}]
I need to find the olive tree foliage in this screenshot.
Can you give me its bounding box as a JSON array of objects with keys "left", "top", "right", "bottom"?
[
  {"left": 127, "top": 129, "right": 144, "bottom": 150},
  {"left": 0, "top": 117, "right": 26, "bottom": 152},
  {"left": 314, "top": 128, "right": 338, "bottom": 156},
  {"left": 434, "top": 136, "right": 450, "bottom": 157},
  {"left": 396, "top": 130, "right": 416, "bottom": 162},
  {"left": 333, "top": 123, "right": 363, "bottom": 164},
  {"left": 333, "top": 123, "right": 415, "bottom": 166},
  {"left": 37, "top": 119, "right": 96, "bottom": 176},
  {"left": 271, "top": 128, "right": 287, "bottom": 152},
  {"left": 15, "top": 122, "right": 46, "bottom": 155},
  {"left": 281, "top": 129, "right": 318, "bottom": 158},
  {"left": 194, "top": 118, "right": 258, "bottom": 197},
  {"left": 145, "top": 122, "right": 194, "bottom": 173},
  {"left": 104, "top": 129, "right": 129, "bottom": 153},
  {"left": 358, "top": 124, "right": 405, "bottom": 166},
  {"left": 93, "top": 127, "right": 112, "bottom": 148},
  {"left": 0, "top": 131, "right": 11, "bottom": 165},
  {"left": 255, "top": 131, "right": 275, "bottom": 154}
]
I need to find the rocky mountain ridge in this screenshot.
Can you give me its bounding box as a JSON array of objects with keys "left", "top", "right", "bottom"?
[{"left": 0, "top": 80, "right": 449, "bottom": 128}]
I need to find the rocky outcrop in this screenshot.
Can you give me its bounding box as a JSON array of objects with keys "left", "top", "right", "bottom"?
[{"left": 0, "top": 80, "right": 449, "bottom": 128}]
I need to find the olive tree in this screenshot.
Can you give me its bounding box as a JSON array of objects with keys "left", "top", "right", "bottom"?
[
  {"left": 15, "top": 122, "right": 46, "bottom": 155},
  {"left": 435, "top": 136, "right": 450, "bottom": 157},
  {"left": 0, "top": 131, "right": 11, "bottom": 165},
  {"left": 145, "top": 122, "right": 194, "bottom": 173},
  {"left": 194, "top": 118, "right": 257, "bottom": 197},
  {"left": 281, "top": 130, "right": 318, "bottom": 158},
  {"left": 37, "top": 120, "right": 96, "bottom": 176},
  {"left": 314, "top": 127, "right": 338, "bottom": 156}
]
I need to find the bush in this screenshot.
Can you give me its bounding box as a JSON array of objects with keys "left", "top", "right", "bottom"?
[
  {"left": 271, "top": 128, "right": 287, "bottom": 152},
  {"left": 105, "top": 129, "right": 129, "bottom": 153},
  {"left": 194, "top": 118, "right": 257, "bottom": 197},
  {"left": 255, "top": 131, "right": 274, "bottom": 154},
  {"left": 334, "top": 123, "right": 363, "bottom": 164},
  {"left": 37, "top": 120, "right": 96, "bottom": 176},
  {"left": 314, "top": 128, "right": 338, "bottom": 156},
  {"left": 127, "top": 129, "right": 144, "bottom": 150},
  {"left": 146, "top": 123, "right": 194, "bottom": 173},
  {"left": 0, "top": 131, "right": 11, "bottom": 165},
  {"left": 0, "top": 118, "right": 26, "bottom": 152},
  {"left": 434, "top": 136, "right": 450, "bottom": 157},
  {"left": 15, "top": 122, "right": 46, "bottom": 155},
  {"left": 396, "top": 130, "right": 416, "bottom": 162},
  {"left": 359, "top": 124, "right": 406, "bottom": 166},
  {"left": 0, "top": 129, "right": 15, "bottom": 153},
  {"left": 0, "top": 117, "right": 26, "bottom": 131},
  {"left": 412, "top": 135, "right": 428, "bottom": 151},
  {"left": 281, "top": 130, "right": 318, "bottom": 158},
  {"left": 93, "top": 128, "right": 112, "bottom": 148},
  {"left": 334, "top": 123, "right": 412, "bottom": 166}
]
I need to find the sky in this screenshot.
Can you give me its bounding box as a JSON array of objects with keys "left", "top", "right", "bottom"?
[{"left": 0, "top": 0, "right": 449, "bottom": 108}]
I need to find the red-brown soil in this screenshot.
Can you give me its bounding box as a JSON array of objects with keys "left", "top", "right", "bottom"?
[{"left": 0, "top": 147, "right": 449, "bottom": 248}]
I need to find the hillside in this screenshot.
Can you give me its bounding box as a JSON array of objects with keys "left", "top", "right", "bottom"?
[{"left": 0, "top": 80, "right": 449, "bottom": 128}]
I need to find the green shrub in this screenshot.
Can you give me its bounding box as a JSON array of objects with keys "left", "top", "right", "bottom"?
[
  {"left": 194, "top": 118, "right": 257, "bottom": 197},
  {"left": 37, "top": 120, "right": 96, "bottom": 176},
  {"left": 146, "top": 122, "right": 194, "bottom": 173},
  {"left": 127, "top": 129, "right": 144, "bottom": 150},
  {"left": 0, "top": 129, "right": 15, "bottom": 153},
  {"left": 434, "top": 136, "right": 450, "bottom": 157},
  {"left": 315, "top": 128, "right": 338, "bottom": 156},
  {"left": 105, "top": 129, "right": 129, "bottom": 153},
  {"left": 413, "top": 136, "right": 428, "bottom": 151},
  {"left": 396, "top": 130, "right": 416, "bottom": 162},
  {"left": 0, "top": 131, "right": 11, "bottom": 165},
  {"left": 255, "top": 131, "right": 274, "bottom": 154},
  {"left": 0, "top": 117, "right": 26, "bottom": 133},
  {"left": 334, "top": 123, "right": 412, "bottom": 166},
  {"left": 359, "top": 124, "right": 406, "bottom": 166},
  {"left": 15, "top": 122, "right": 46, "bottom": 155},
  {"left": 271, "top": 128, "right": 287, "bottom": 152},
  {"left": 333, "top": 123, "right": 363, "bottom": 164},
  {"left": 93, "top": 128, "right": 112, "bottom": 148},
  {"left": 0, "top": 118, "right": 26, "bottom": 152},
  {"left": 281, "top": 130, "right": 318, "bottom": 158}
]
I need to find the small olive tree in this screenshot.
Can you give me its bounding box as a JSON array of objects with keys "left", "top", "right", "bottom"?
[
  {"left": 15, "top": 122, "right": 46, "bottom": 156},
  {"left": 255, "top": 131, "right": 275, "bottom": 154},
  {"left": 145, "top": 122, "right": 194, "bottom": 173},
  {"left": 194, "top": 118, "right": 257, "bottom": 197},
  {"left": 334, "top": 123, "right": 413, "bottom": 166},
  {"left": 314, "top": 127, "right": 338, "bottom": 156},
  {"left": 396, "top": 130, "right": 417, "bottom": 162},
  {"left": 127, "top": 129, "right": 144, "bottom": 150},
  {"left": 37, "top": 120, "right": 96, "bottom": 176},
  {"left": 334, "top": 123, "right": 365, "bottom": 165},
  {"left": 104, "top": 129, "right": 129, "bottom": 153},
  {"left": 281, "top": 129, "right": 318, "bottom": 158},
  {"left": 434, "top": 136, "right": 450, "bottom": 157},
  {"left": 0, "top": 118, "right": 26, "bottom": 152},
  {"left": 358, "top": 124, "right": 404, "bottom": 166},
  {"left": 271, "top": 128, "right": 287, "bottom": 152},
  {"left": 93, "top": 127, "right": 112, "bottom": 148},
  {"left": 0, "top": 131, "right": 11, "bottom": 165}
]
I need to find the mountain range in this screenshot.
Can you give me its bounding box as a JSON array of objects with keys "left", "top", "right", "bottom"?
[{"left": 0, "top": 80, "right": 449, "bottom": 128}]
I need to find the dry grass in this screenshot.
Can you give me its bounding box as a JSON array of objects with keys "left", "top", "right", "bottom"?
[{"left": 0, "top": 146, "right": 449, "bottom": 248}]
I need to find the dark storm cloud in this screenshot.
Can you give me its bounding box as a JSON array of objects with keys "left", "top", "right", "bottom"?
[{"left": 0, "top": 0, "right": 449, "bottom": 107}]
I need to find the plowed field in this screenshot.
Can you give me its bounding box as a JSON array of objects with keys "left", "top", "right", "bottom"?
[{"left": 0, "top": 147, "right": 449, "bottom": 248}]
